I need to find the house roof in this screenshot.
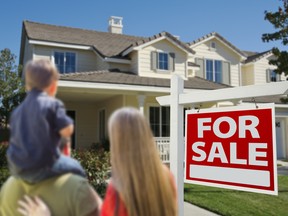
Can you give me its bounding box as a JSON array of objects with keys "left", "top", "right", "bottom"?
[
  {"left": 242, "top": 50, "right": 272, "bottom": 64},
  {"left": 188, "top": 32, "right": 247, "bottom": 57},
  {"left": 22, "top": 21, "right": 194, "bottom": 59},
  {"left": 243, "top": 95, "right": 284, "bottom": 104},
  {"left": 60, "top": 70, "right": 229, "bottom": 90}
]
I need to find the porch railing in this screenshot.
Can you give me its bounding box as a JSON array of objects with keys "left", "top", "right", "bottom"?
[{"left": 155, "top": 137, "right": 170, "bottom": 163}]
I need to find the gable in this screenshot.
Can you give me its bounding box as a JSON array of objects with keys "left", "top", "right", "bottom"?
[
  {"left": 193, "top": 38, "right": 243, "bottom": 63},
  {"left": 189, "top": 32, "right": 246, "bottom": 60}
]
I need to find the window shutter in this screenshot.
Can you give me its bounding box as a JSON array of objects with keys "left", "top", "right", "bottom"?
[
  {"left": 169, "top": 52, "right": 175, "bottom": 71},
  {"left": 151, "top": 51, "right": 157, "bottom": 70},
  {"left": 195, "top": 58, "right": 205, "bottom": 78},
  {"left": 222, "top": 61, "right": 231, "bottom": 85},
  {"left": 266, "top": 69, "right": 271, "bottom": 83}
]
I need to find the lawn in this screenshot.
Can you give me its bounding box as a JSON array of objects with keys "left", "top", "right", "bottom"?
[{"left": 184, "top": 175, "right": 288, "bottom": 216}]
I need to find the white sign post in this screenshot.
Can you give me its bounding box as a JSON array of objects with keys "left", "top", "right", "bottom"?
[{"left": 156, "top": 74, "right": 288, "bottom": 216}]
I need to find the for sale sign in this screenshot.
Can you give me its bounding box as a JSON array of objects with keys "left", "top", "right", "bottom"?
[{"left": 185, "top": 104, "right": 278, "bottom": 195}]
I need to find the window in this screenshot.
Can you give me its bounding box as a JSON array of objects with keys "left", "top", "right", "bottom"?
[
  {"left": 210, "top": 42, "right": 216, "bottom": 51},
  {"left": 149, "top": 106, "right": 170, "bottom": 137},
  {"left": 54, "top": 51, "right": 76, "bottom": 73},
  {"left": 151, "top": 52, "right": 175, "bottom": 72},
  {"left": 206, "top": 59, "right": 222, "bottom": 83},
  {"left": 158, "top": 53, "right": 169, "bottom": 70},
  {"left": 268, "top": 69, "right": 280, "bottom": 82}
]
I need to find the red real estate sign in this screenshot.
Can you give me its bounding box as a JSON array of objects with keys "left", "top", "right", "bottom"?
[{"left": 184, "top": 104, "right": 278, "bottom": 195}]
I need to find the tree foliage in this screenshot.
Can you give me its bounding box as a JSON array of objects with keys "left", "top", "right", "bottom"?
[
  {"left": 0, "top": 48, "right": 25, "bottom": 129},
  {"left": 262, "top": 0, "right": 288, "bottom": 75}
]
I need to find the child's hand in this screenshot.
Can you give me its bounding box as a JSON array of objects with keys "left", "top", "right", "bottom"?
[{"left": 17, "top": 195, "right": 51, "bottom": 216}]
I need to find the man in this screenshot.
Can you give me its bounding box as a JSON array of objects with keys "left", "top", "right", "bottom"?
[{"left": 0, "top": 138, "right": 102, "bottom": 216}]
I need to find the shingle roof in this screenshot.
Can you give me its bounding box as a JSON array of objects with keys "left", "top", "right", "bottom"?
[
  {"left": 23, "top": 21, "right": 195, "bottom": 58},
  {"left": 60, "top": 70, "right": 228, "bottom": 90},
  {"left": 242, "top": 50, "right": 272, "bottom": 64},
  {"left": 243, "top": 95, "right": 284, "bottom": 104},
  {"left": 188, "top": 32, "right": 246, "bottom": 57}
]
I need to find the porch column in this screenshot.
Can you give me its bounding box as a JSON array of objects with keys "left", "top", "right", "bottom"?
[{"left": 137, "top": 95, "right": 146, "bottom": 114}]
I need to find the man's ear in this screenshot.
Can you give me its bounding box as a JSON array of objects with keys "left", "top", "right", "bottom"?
[{"left": 48, "top": 80, "right": 58, "bottom": 96}]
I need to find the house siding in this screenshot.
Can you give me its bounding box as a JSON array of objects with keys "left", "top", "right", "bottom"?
[
  {"left": 23, "top": 37, "right": 33, "bottom": 67},
  {"left": 64, "top": 102, "right": 98, "bottom": 149},
  {"left": 109, "top": 62, "right": 131, "bottom": 71},
  {"left": 130, "top": 52, "right": 138, "bottom": 74},
  {"left": 254, "top": 56, "right": 280, "bottom": 85},
  {"left": 138, "top": 40, "right": 187, "bottom": 78},
  {"left": 242, "top": 64, "right": 255, "bottom": 86},
  {"left": 96, "top": 95, "right": 124, "bottom": 140},
  {"left": 191, "top": 39, "right": 241, "bottom": 86}
]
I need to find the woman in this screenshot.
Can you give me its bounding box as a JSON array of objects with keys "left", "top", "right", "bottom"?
[{"left": 18, "top": 107, "right": 177, "bottom": 216}]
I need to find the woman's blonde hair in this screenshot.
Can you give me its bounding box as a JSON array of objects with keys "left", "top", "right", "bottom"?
[{"left": 108, "top": 107, "right": 177, "bottom": 216}]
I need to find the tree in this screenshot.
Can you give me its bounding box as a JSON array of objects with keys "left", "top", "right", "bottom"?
[
  {"left": 262, "top": 0, "right": 288, "bottom": 75},
  {"left": 0, "top": 48, "right": 25, "bottom": 129}
]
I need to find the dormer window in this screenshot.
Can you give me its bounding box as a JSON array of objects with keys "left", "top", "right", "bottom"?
[
  {"left": 54, "top": 51, "right": 76, "bottom": 73},
  {"left": 210, "top": 42, "right": 216, "bottom": 51}
]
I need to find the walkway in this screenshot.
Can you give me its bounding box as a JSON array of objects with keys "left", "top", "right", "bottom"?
[{"left": 184, "top": 202, "right": 219, "bottom": 216}]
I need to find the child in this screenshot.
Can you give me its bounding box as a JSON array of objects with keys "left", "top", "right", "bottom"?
[{"left": 7, "top": 59, "right": 85, "bottom": 183}]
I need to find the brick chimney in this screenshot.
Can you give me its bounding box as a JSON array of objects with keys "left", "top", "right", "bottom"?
[{"left": 108, "top": 16, "right": 123, "bottom": 34}]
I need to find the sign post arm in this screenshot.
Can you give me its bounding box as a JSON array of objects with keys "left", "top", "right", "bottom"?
[{"left": 170, "top": 74, "right": 184, "bottom": 216}]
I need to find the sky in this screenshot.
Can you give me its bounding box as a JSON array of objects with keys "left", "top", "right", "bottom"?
[{"left": 0, "top": 0, "right": 285, "bottom": 62}]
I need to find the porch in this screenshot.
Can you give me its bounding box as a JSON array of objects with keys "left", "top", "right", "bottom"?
[{"left": 155, "top": 137, "right": 170, "bottom": 163}]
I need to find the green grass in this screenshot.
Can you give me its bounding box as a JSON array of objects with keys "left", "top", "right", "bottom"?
[{"left": 184, "top": 175, "right": 288, "bottom": 216}]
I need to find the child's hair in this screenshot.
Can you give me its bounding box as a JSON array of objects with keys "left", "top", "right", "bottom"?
[{"left": 25, "top": 59, "right": 59, "bottom": 90}]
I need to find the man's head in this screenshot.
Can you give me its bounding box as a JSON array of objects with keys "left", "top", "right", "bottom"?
[{"left": 25, "top": 59, "right": 59, "bottom": 96}]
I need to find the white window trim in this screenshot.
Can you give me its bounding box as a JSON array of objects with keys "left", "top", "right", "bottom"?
[
  {"left": 205, "top": 59, "right": 222, "bottom": 82},
  {"left": 51, "top": 50, "right": 78, "bottom": 73}
]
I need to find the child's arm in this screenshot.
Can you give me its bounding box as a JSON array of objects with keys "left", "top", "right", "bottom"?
[{"left": 59, "top": 124, "right": 74, "bottom": 138}]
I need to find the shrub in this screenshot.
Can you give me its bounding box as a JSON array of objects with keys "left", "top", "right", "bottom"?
[
  {"left": 0, "top": 129, "right": 10, "bottom": 143},
  {"left": 0, "top": 145, "right": 110, "bottom": 198},
  {"left": 72, "top": 148, "right": 110, "bottom": 197},
  {"left": 0, "top": 144, "right": 9, "bottom": 187}
]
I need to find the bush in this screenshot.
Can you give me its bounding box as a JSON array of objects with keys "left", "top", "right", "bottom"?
[
  {"left": 0, "top": 145, "right": 110, "bottom": 198},
  {"left": 0, "top": 144, "right": 9, "bottom": 187},
  {"left": 72, "top": 148, "right": 110, "bottom": 197},
  {"left": 0, "top": 129, "right": 10, "bottom": 143}
]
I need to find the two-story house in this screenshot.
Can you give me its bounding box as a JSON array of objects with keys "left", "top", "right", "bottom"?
[
  {"left": 19, "top": 18, "right": 288, "bottom": 159},
  {"left": 19, "top": 18, "right": 229, "bottom": 160},
  {"left": 187, "top": 32, "right": 288, "bottom": 159}
]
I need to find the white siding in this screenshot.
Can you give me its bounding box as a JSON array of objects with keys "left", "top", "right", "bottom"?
[
  {"left": 254, "top": 55, "right": 281, "bottom": 85},
  {"left": 242, "top": 64, "right": 255, "bottom": 86},
  {"left": 64, "top": 102, "right": 98, "bottom": 149},
  {"left": 191, "top": 39, "right": 242, "bottom": 86},
  {"left": 109, "top": 62, "right": 131, "bottom": 71},
  {"left": 138, "top": 39, "right": 187, "bottom": 78},
  {"left": 23, "top": 37, "right": 33, "bottom": 66},
  {"left": 130, "top": 52, "right": 138, "bottom": 74}
]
